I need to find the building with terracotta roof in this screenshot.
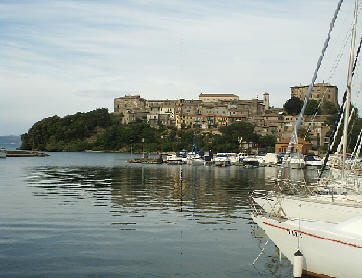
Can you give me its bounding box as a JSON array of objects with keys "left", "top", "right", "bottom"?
[{"left": 275, "top": 137, "right": 312, "bottom": 154}]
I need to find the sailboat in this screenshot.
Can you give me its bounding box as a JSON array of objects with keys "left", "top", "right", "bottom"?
[
  {"left": 253, "top": 0, "right": 362, "bottom": 224},
  {"left": 186, "top": 131, "right": 204, "bottom": 166},
  {"left": 251, "top": 0, "right": 362, "bottom": 277}
]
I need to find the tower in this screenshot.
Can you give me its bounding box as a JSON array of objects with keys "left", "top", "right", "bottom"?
[{"left": 263, "top": 92, "right": 270, "bottom": 110}]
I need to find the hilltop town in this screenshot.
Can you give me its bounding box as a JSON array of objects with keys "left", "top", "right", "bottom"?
[
  {"left": 114, "top": 82, "right": 339, "bottom": 154},
  {"left": 20, "top": 82, "right": 348, "bottom": 154}
]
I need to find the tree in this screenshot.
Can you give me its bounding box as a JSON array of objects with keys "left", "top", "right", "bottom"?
[
  {"left": 283, "top": 97, "right": 303, "bottom": 115},
  {"left": 305, "top": 100, "right": 321, "bottom": 115},
  {"left": 258, "top": 135, "right": 277, "bottom": 152},
  {"left": 216, "top": 122, "right": 258, "bottom": 152},
  {"left": 322, "top": 101, "right": 339, "bottom": 115},
  {"left": 297, "top": 127, "right": 312, "bottom": 142}
]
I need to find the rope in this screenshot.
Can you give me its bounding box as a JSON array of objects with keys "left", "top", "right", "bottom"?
[
  {"left": 278, "top": 0, "right": 344, "bottom": 180},
  {"left": 319, "top": 37, "right": 362, "bottom": 178}
]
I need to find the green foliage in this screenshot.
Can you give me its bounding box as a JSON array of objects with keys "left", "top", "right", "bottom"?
[
  {"left": 212, "top": 122, "right": 258, "bottom": 152},
  {"left": 322, "top": 101, "right": 338, "bottom": 115},
  {"left": 258, "top": 135, "right": 277, "bottom": 152},
  {"left": 283, "top": 97, "right": 303, "bottom": 115},
  {"left": 325, "top": 106, "right": 360, "bottom": 153},
  {"left": 21, "top": 110, "right": 280, "bottom": 153},
  {"left": 305, "top": 100, "right": 321, "bottom": 115},
  {"left": 21, "top": 108, "right": 111, "bottom": 151},
  {"left": 297, "top": 127, "right": 312, "bottom": 141}
]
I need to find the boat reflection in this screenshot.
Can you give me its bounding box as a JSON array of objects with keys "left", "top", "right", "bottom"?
[{"left": 26, "top": 164, "right": 268, "bottom": 229}]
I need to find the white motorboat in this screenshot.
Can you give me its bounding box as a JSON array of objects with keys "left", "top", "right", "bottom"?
[
  {"left": 252, "top": 213, "right": 362, "bottom": 278},
  {"left": 262, "top": 153, "right": 280, "bottom": 166},
  {"left": 304, "top": 154, "right": 323, "bottom": 167},
  {"left": 213, "top": 153, "right": 231, "bottom": 166},
  {"left": 186, "top": 152, "right": 204, "bottom": 166},
  {"left": 0, "top": 147, "right": 7, "bottom": 158},
  {"left": 238, "top": 153, "right": 248, "bottom": 163},
  {"left": 191, "top": 157, "right": 204, "bottom": 166},
  {"left": 226, "top": 153, "right": 239, "bottom": 165},
  {"left": 286, "top": 152, "right": 305, "bottom": 169},
  {"left": 242, "top": 154, "right": 265, "bottom": 167},
  {"left": 166, "top": 154, "right": 185, "bottom": 165}
]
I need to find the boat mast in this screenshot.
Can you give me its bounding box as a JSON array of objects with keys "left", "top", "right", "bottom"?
[{"left": 342, "top": 0, "right": 358, "bottom": 179}]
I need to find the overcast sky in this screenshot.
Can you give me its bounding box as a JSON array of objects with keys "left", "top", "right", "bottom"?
[{"left": 0, "top": 0, "right": 361, "bottom": 136}]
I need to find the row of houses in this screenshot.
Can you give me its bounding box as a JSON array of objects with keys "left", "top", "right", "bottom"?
[
  {"left": 114, "top": 93, "right": 269, "bottom": 127},
  {"left": 113, "top": 83, "right": 338, "bottom": 152}
]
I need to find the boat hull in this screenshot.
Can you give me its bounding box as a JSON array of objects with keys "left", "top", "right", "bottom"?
[
  {"left": 214, "top": 160, "right": 231, "bottom": 166},
  {"left": 0, "top": 149, "right": 7, "bottom": 158},
  {"left": 252, "top": 214, "right": 362, "bottom": 278},
  {"left": 253, "top": 195, "right": 362, "bottom": 223}
]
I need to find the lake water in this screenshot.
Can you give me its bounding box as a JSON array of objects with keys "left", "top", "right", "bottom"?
[{"left": 0, "top": 152, "right": 303, "bottom": 277}]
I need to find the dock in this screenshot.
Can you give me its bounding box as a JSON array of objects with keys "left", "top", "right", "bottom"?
[
  {"left": 6, "top": 150, "right": 49, "bottom": 157},
  {"left": 128, "top": 158, "right": 163, "bottom": 164}
]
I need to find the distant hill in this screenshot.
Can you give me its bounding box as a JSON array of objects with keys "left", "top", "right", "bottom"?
[
  {"left": 19, "top": 108, "right": 272, "bottom": 153},
  {"left": 21, "top": 108, "right": 112, "bottom": 151},
  {"left": 0, "top": 135, "right": 21, "bottom": 144},
  {"left": 0, "top": 135, "right": 22, "bottom": 150}
]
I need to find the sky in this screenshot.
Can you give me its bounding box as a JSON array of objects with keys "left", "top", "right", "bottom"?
[{"left": 0, "top": 0, "right": 361, "bottom": 136}]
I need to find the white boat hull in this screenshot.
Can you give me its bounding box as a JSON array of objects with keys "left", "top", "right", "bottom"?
[
  {"left": 214, "top": 160, "right": 231, "bottom": 166},
  {"left": 167, "top": 159, "right": 184, "bottom": 165},
  {"left": 305, "top": 161, "right": 322, "bottom": 167},
  {"left": 191, "top": 158, "right": 204, "bottom": 166},
  {"left": 0, "top": 149, "right": 6, "bottom": 158},
  {"left": 254, "top": 195, "right": 362, "bottom": 223},
  {"left": 252, "top": 214, "right": 362, "bottom": 278}
]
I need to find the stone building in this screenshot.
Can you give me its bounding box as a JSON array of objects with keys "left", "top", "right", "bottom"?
[
  {"left": 114, "top": 95, "right": 146, "bottom": 114},
  {"left": 290, "top": 82, "right": 338, "bottom": 105},
  {"left": 114, "top": 95, "right": 147, "bottom": 124},
  {"left": 199, "top": 93, "right": 239, "bottom": 102}
]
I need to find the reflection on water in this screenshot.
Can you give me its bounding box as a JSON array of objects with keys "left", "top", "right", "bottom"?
[
  {"left": 27, "top": 165, "right": 267, "bottom": 227},
  {"left": 0, "top": 153, "right": 323, "bottom": 277}
]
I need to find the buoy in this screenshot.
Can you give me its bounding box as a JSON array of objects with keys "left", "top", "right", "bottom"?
[{"left": 293, "top": 250, "right": 303, "bottom": 278}]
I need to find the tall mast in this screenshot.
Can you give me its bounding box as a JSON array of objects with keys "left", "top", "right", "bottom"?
[{"left": 342, "top": 0, "right": 358, "bottom": 179}]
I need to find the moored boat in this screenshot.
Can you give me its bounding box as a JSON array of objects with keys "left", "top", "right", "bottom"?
[
  {"left": 0, "top": 147, "right": 7, "bottom": 158},
  {"left": 166, "top": 153, "right": 185, "bottom": 165},
  {"left": 252, "top": 213, "right": 362, "bottom": 278},
  {"left": 287, "top": 152, "right": 305, "bottom": 169},
  {"left": 251, "top": 1, "right": 361, "bottom": 276},
  {"left": 304, "top": 154, "right": 323, "bottom": 167},
  {"left": 213, "top": 153, "right": 231, "bottom": 166}
]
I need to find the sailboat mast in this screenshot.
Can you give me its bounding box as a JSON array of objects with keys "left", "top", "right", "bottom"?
[{"left": 342, "top": 0, "right": 358, "bottom": 179}]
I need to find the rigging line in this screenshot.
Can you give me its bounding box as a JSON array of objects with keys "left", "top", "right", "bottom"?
[
  {"left": 319, "top": 36, "right": 362, "bottom": 178},
  {"left": 304, "top": 5, "right": 362, "bottom": 133},
  {"left": 352, "top": 134, "right": 362, "bottom": 166},
  {"left": 328, "top": 0, "right": 361, "bottom": 79},
  {"left": 337, "top": 78, "right": 362, "bottom": 152},
  {"left": 337, "top": 107, "right": 357, "bottom": 154},
  {"left": 278, "top": 0, "right": 344, "bottom": 180},
  {"left": 304, "top": 36, "right": 360, "bottom": 137},
  {"left": 352, "top": 130, "right": 362, "bottom": 158},
  {"left": 342, "top": 0, "right": 359, "bottom": 179}
]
